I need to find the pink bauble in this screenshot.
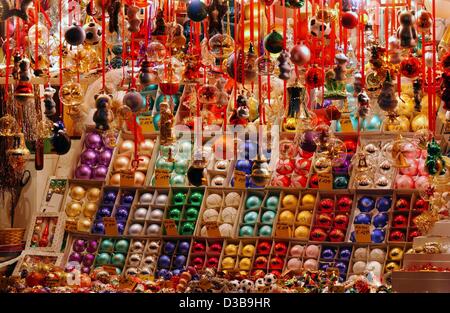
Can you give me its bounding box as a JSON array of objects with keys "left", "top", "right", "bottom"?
[
  {"left": 271, "top": 175, "right": 291, "bottom": 187},
  {"left": 276, "top": 159, "right": 295, "bottom": 175},
  {"left": 80, "top": 149, "right": 99, "bottom": 166},
  {"left": 305, "top": 245, "right": 320, "bottom": 259},
  {"left": 75, "top": 164, "right": 92, "bottom": 179},
  {"left": 290, "top": 245, "right": 304, "bottom": 257},
  {"left": 290, "top": 44, "right": 311, "bottom": 66},
  {"left": 414, "top": 176, "right": 430, "bottom": 189},
  {"left": 303, "top": 258, "right": 318, "bottom": 270},
  {"left": 286, "top": 258, "right": 303, "bottom": 271},
  {"left": 395, "top": 175, "right": 414, "bottom": 189},
  {"left": 421, "top": 150, "right": 427, "bottom": 159},
  {"left": 85, "top": 132, "right": 103, "bottom": 150},
  {"left": 98, "top": 149, "right": 113, "bottom": 166},
  {"left": 92, "top": 165, "right": 108, "bottom": 179},
  {"left": 294, "top": 158, "right": 311, "bottom": 175},
  {"left": 399, "top": 159, "right": 418, "bottom": 176},
  {"left": 417, "top": 159, "right": 429, "bottom": 176},
  {"left": 290, "top": 174, "right": 307, "bottom": 188}
]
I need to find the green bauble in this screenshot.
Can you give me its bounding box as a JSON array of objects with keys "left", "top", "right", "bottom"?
[
  {"left": 114, "top": 239, "right": 129, "bottom": 253},
  {"left": 264, "top": 30, "right": 284, "bottom": 54},
  {"left": 239, "top": 225, "right": 254, "bottom": 237},
  {"left": 174, "top": 158, "right": 189, "bottom": 175},
  {"left": 258, "top": 225, "right": 272, "bottom": 236},
  {"left": 246, "top": 195, "right": 262, "bottom": 210},
  {"left": 155, "top": 156, "right": 174, "bottom": 172},
  {"left": 261, "top": 210, "right": 276, "bottom": 224},
  {"left": 188, "top": 192, "right": 203, "bottom": 206},
  {"left": 160, "top": 144, "right": 175, "bottom": 157},
  {"left": 111, "top": 253, "right": 125, "bottom": 267},
  {"left": 96, "top": 252, "right": 111, "bottom": 265},
  {"left": 177, "top": 141, "right": 192, "bottom": 157},
  {"left": 100, "top": 239, "right": 114, "bottom": 252},
  {"left": 153, "top": 113, "right": 161, "bottom": 131},
  {"left": 185, "top": 207, "right": 199, "bottom": 220},
  {"left": 180, "top": 222, "right": 195, "bottom": 235},
  {"left": 170, "top": 174, "right": 186, "bottom": 186},
  {"left": 169, "top": 208, "right": 181, "bottom": 220},
  {"left": 265, "top": 196, "right": 279, "bottom": 210},
  {"left": 243, "top": 211, "right": 258, "bottom": 224},
  {"left": 173, "top": 192, "right": 186, "bottom": 205}
]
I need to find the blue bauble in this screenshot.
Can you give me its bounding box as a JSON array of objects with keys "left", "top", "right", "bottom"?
[
  {"left": 103, "top": 191, "right": 117, "bottom": 204},
  {"left": 376, "top": 196, "right": 392, "bottom": 212},
  {"left": 371, "top": 228, "right": 385, "bottom": 243},
  {"left": 320, "top": 263, "right": 330, "bottom": 271},
  {"left": 157, "top": 268, "right": 169, "bottom": 278},
  {"left": 177, "top": 241, "right": 190, "bottom": 255},
  {"left": 235, "top": 159, "right": 253, "bottom": 174},
  {"left": 172, "top": 269, "right": 182, "bottom": 276},
  {"left": 164, "top": 242, "right": 176, "bottom": 255},
  {"left": 335, "top": 262, "right": 347, "bottom": 274},
  {"left": 321, "top": 248, "right": 335, "bottom": 259},
  {"left": 93, "top": 222, "right": 105, "bottom": 234},
  {"left": 121, "top": 194, "right": 134, "bottom": 205},
  {"left": 362, "top": 115, "right": 381, "bottom": 131},
  {"left": 158, "top": 255, "right": 171, "bottom": 269},
  {"left": 98, "top": 206, "right": 112, "bottom": 218},
  {"left": 350, "top": 231, "right": 356, "bottom": 242},
  {"left": 373, "top": 213, "right": 389, "bottom": 228},
  {"left": 339, "top": 248, "right": 352, "bottom": 260},
  {"left": 354, "top": 213, "right": 371, "bottom": 225},
  {"left": 358, "top": 196, "right": 375, "bottom": 212},
  {"left": 238, "top": 141, "right": 257, "bottom": 160},
  {"left": 187, "top": 0, "right": 207, "bottom": 22},
  {"left": 162, "top": 270, "right": 173, "bottom": 280}
]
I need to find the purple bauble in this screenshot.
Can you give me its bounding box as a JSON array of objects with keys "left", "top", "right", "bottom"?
[
  {"left": 115, "top": 207, "right": 129, "bottom": 220},
  {"left": 103, "top": 191, "right": 117, "bottom": 204},
  {"left": 98, "top": 206, "right": 112, "bottom": 218},
  {"left": 85, "top": 132, "right": 103, "bottom": 150},
  {"left": 335, "top": 261, "right": 347, "bottom": 274},
  {"left": 164, "top": 242, "right": 176, "bottom": 255},
  {"left": 177, "top": 241, "right": 190, "bottom": 255},
  {"left": 93, "top": 222, "right": 105, "bottom": 234},
  {"left": 339, "top": 248, "right": 352, "bottom": 260},
  {"left": 162, "top": 271, "right": 173, "bottom": 280},
  {"left": 80, "top": 149, "right": 99, "bottom": 166},
  {"left": 321, "top": 248, "right": 335, "bottom": 259},
  {"left": 300, "top": 130, "right": 317, "bottom": 153},
  {"left": 86, "top": 240, "right": 98, "bottom": 253},
  {"left": 81, "top": 266, "right": 91, "bottom": 274},
  {"left": 172, "top": 269, "right": 181, "bottom": 276},
  {"left": 157, "top": 268, "right": 169, "bottom": 278},
  {"left": 117, "top": 221, "right": 125, "bottom": 234},
  {"left": 123, "top": 88, "right": 144, "bottom": 112},
  {"left": 98, "top": 149, "right": 112, "bottom": 166},
  {"left": 121, "top": 194, "right": 134, "bottom": 205},
  {"left": 158, "top": 255, "right": 171, "bottom": 269},
  {"left": 82, "top": 253, "right": 96, "bottom": 267},
  {"left": 75, "top": 164, "right": 92, "bottom": 179},
  {"left": 69, "top": 252, "right": 82, "bottom": 263},
  {"left": 173, "top": 255, "right": 186, "bottom": 268},
  {"left": 72, "top": 239, "right": 86, "bottom": 253},
  {"left": 320, "top": 263, "right": 330, "bottom": 271},
  {"left": 92, "top": 165, "right": 108, "bottom": 180},
  {"left": 333, "top": 158, "right": 351, "bottom": 175}
]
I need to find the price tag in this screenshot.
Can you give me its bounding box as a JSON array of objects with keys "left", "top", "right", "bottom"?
[
  {"left": 103, "top": 217, "right": 119, "bottom": 236},
  {"left": 234, "top": 170, "right": 247, "bottom": 188},
  {"left": 340, "top": 114, "right": 354, "bottom": 132},
  {"left": 163, "top": 219, "right": 178, "bottom": 236},
  {"left": 354, "top": 224, "right": 371, "bottom": 243},
  {"left": 155, "top": 169, "right": 170, "bottom": 187},
  {"left": 120, "top": 171, "right": 135, "bottom": 186},
  {"left": 205, "top": 222, "right": 221, "bottom": 237},
  {"left": 140, "top": 115, "right": 155, "bottom": 133},
  {"left": 65, "top": 220, "right": 77, "bottom": 232},
  {"left": 275, "top": 223, "right": 290, "bottom": 237},
  {"left": 318, "top": 171, "right": 333, "bottom": 190},
  {"left": 103, "top": 265, "right": 118, "bottom": 275}
]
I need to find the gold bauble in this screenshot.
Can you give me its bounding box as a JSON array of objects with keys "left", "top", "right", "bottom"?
[
  {"left": 114, "top": 155, "right": 130, "bottom": 171},
  {"left": 86, "top": 187, "right": 101, "bottom": 202},
  {"left": 137, "top": 156, "right": 150, "bottom": 171},
  {"left": 139, "top": 139, "right": 154, "bottom": 154},
  {"left": 77, "top": 217, "right": 92, "bottom": 232},
  {"left": 134, "top": 171, "right": 146, "bottom": 186},
  {"left": 83, "top": 202, "right": 98, "bottom": 218},
  {"left": 70, "top": 186, "right": 86, "bottom": 201},
  {"left": 397, "top": 95, "right": 414, "bottom": 116},
  {"left": 397, "top": 115, "right": 411, "bottom": 132},
  {"left": 110, "top": 173, "right": 121, "bottom": 186},
  {"left": 411, "top": 113, "right": 429, "bottom": 132},
  {"left": 389, "top": 247, "right": 404, "bottom": 261},
  {"left": 420, "top": 95, "right": 429, "bottom": 113},
  {"left": 385, "top": 262, "right": 400, "bottom": 272},
  {"left": 65, "top": 201, "right": 82, "bottom": 217},
  {"left": 244, "top": 4, "right": 265, "bottom": 20},
  {"left": 119, "top": 139, "right": 135, "bottom": 154},
  {"left": 283, "top": 117, "right": 297, "bottom": 132}
]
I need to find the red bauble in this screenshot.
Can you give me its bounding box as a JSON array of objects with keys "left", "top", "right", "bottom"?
[
  {"left": 257, "top": 241, "right": 272, "bottom": 255},
  {"left": 395, "top": 198, "right": 410, "bottom": 211},
  {"left": 310, "top": 227, "right": 327, "bottom": 241},
  {"left": 316, "top": 213, "right": 333, "bottom": 228},
  {"left": 192, "top": 242, "right": 206, "bottom": 253},
  {"left": 341, "top": 11, "right": 359, "bottom": 29},
  {"left": 276, "top": 159, "right": 295, "bottom": 175},
  {"left": 290, "top": 174, "right": 308, "bottom": 188},
  {"left": 192, "top": 257, "right": 204, "bottom": 269},
  {"left": 408, "top": 229, "right": 421, "bottom": 241},
  {"left": 299, "top": 149, "right": 314, "bottom": 159},
  {"left": 252, "top": 269, "right": 266, "bottom": 278},
  {"left": 270, "top": 270, "right": 281, "bottom": 277},
  {"left": 305, "top": 67, "right": 324, "bottom": 88},
  {"left": 254, "top": 256, "right": 268, "bottom": 269},
  {"left": 389, "top": 230, "right": 405, "bottom": 241},
  {"left": 400, "top": 57, "right": 421, "bottom": 78},
  {"left": 26, "top": 272, "right": 45, "bottom": 287},
  {"left": 336, "top": 196, "right": 353, "bottom": 212},
  {"left": 270, "top": 256, "right": 284, "bottom": 269},
  {"left": 207, "top": 257, "right": 219, "bottom": 268},
  {"left": 329, "top": 228, "right": 345, "bottom": 242},
  {"left": 309, "top": 173, "right": 319, "bottom": 188},
  {"left": 294, "top": 158, "right": 311, "bottom": 175},
  {"left": 344, "top": 140, "right": 357, "bottom": 154},
  {"left": 209, "top": 242, "right": 222, "bottom": 253},
  {"left": 414, "top": 199, "right": 427, "bottom": 211},
  {"left": 393, "top": 214, "right": 408, "bottom": 228},
  {"left": 271, "top": 174, "right": 291, "bottom": 187},
  {"left": 273, "top": 242, "right": 288, "bottom": 255},
  {"left": 334, "top": 214, "right": 349, "bottom": 229},
  {"left": 318, "top": 198, "right": 334, "bottom": 212}
]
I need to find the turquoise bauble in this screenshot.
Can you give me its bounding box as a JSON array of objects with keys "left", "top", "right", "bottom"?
[
  {"left": 239, "top": 225, "right": 254, "bottom": 237},
  {"left": 333, "top": 175, "right": 349, "bottom": 189},
  {"left": 96, "top": 252, "right": 111, "bottom": 265},
  {"left": 362, "top": 115, "right": 381, "bottom": 131},
  {"left": 185, "top": 207, "right": 199, "bottom": 220},
  {"left": 258, "top": 225, "right": 272, "bottom": 236},
  {"left": 174, "top": 158, "right": 189, "bottom": 174},
  {"left": 246, "top": 195, "right": 262, "bottom": 210},
  {"left": 99, "top": 239, "right": 114, "bottom": 252},
  {"left": 244, "top": 211, "right": 258, "bottom": 224},
  {"left": 160, "top": 144, "right": 175, "bottom": 158},
  {"left": 265, "top": 196, "right": 279, "bottom": 210},
  {"left": 189, "top": 192, "right": 203, "bottom": 206},
  {"left": 153, "top": 113, "right": 161, "bottom": 131},
  {"left": 155, "top": 95, "right": 165, "bottom": 112},
  {"left": 261, "top": 210, "right": 276, "bottom": 223},
  {"left": 111, "top": 253, "right": 125, "bottom": 267},
  {"left": 170, "top": 174, "right": 186, "bottom": 186},
  {"left": 173, "top": 192, "right": 186, "bottom": 205},
  {"left": 169, "top": 208, "right": 181, "bottom": 220},
  {"left": 114, "top": 239, "right": 129, "bottom": 253},
  {"left": 155, "top": 156, "right": 174, "bottom": 172}
]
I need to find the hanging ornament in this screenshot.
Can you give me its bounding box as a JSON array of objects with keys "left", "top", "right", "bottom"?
[
  {"left": 93, "top": 93, "right": 114, "bottom": 130},
  {"left": 206, "top": 0, "right": 227, "bottom": 36},
  {"left": 60, "top": 81, "right": 84, "bottom": 120},
  {"left": 264, "top": 30, "right": 284, "bottom": 54},
  {"left": 167, "top": 22, "right": 187, "bottom": 51},
  {"left": 425, "top": 139, "right": 446, "bottom": 176},
  {"left": 159, "top": 101, "right": 175, "bottom": 145},
  {"left": 357, "top": 90, "right": 371, "bottom": 120},
  {"left": 208, "top": 33, "right": 234, "bottom": 60},
  {"left": 64, "top": 23, "right": 86, "bottom": 46},
  {"left": 400, "top": 56, "right": 421, "bottom": 78},
  {"left": 84, "top": 20, "right": 102, "bottom": 45},
  {"left": 127, "top": 5, "right": 142, "bottom": 33},
  {"left": 0, "top": 0, "right": 32, "bottom": 21},
  {"left": 43, "top": 86, "right": 57, "bottom": 119},
  {"left": 353, "top": 72, "right": 363, "bottom": 95},
  {"left": 277, "top": 50, "right": 291, "bottom": 81},
  {"left": 416, "top": 10, "right": 433, "bottom": 33},
  {"left": 440, "top": 72, "right": 450, "bottom": 111},
  {"left": 7, "top": 133, "right": 30, "bottom": 171},
  {"left": 397, "top": 10, "right": 417, "bottom": 49},
  {"left": 107, "top": 0, "right": 121, "bottom": 34},
  {"left": 123, "top": 88, "right": 145, "bottom": 113},
  {"left": 309, "top": 16, "right": 332, "bottom": 38},
  {"left": 305, "top": 67, "right": 324, "bottom": 89},
  {"left": 139, "top": 58, "right": 155, "bottom": 86},
  {"left": 51, "top": 121, "right": 72, "bottom": 155},
  {"left": 290, "top": 44, "right": 311, "bottom": 66},
  {"left": 388, "top": 36, "right": 402, "bottom": 65},
  {"left": 341, "top": 11, "right": 359, "bottom": 30},
  {"left": 377, "top": 72, "right": 398, "bottom": 112},
  {"left": 187, "top": 0, "right": 208, "bottom": 22},
  {"left": 152, "top": 9, "right": 166, "bottom": 36}
]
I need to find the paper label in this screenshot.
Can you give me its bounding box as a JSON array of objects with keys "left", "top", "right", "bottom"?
[
  {"left": 103, "top": 217, "right": 119, "bottom": 236},
  {"left": 65, "top": 220, "right": 77, "bottom": 232},
  {"left": 43, "top": 194, "right": 64, "bottom": 213},
  {"left": 140, "top": 116, "right": 155, "bottom": 133},
  {"left": 340, "top": 114, "right": 354, "bottom": 132},
  {"left": 120, "top": 171, "right": 135, "bottom": 186},
  {"left": 163, "top": 219, "right": 178, "bottom": 236},
  {"left": 354, "top": 224, "right": 371, "bottom": 242},
  {"left": 155, "top": 169, "right": 170, "bottom": 187},
  {"left": 205, "top": 222, "right": 221, "bottom": 237},
  {"left": 275, "top": 223, "right": 290, "bottom": 237},
  {"left": 234, "top": 170, "right": 247, "bottom": 188},
  {"left": 318, "top": 172, "right": 333, "bottom": 190}
]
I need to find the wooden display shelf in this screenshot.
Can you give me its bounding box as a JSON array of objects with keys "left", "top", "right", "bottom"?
[{"left": 392, "top": 271, "right": 450, "bottom": 293}]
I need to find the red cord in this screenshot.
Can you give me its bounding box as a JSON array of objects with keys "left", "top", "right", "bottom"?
[
  {"left": 101, "top": 0, "right": 106, "bottom": 90},
  {"left": 59, "top": 0, "right": 63, "bottom": 116}
]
